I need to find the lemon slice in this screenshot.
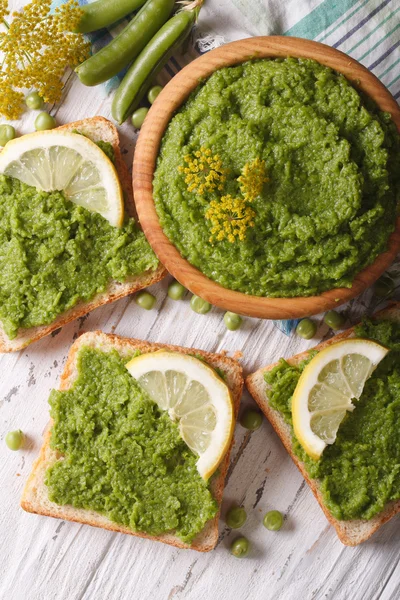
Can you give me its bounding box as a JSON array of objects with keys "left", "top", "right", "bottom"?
[
  {"left": 0, "top": 131, "right": 123, "bottom": 227},
  {"left": 125, "top": 352, "right": 234, "bottom": 480},
  {"left": 292, "top": 339, "right": 389, "bottom": 460}
]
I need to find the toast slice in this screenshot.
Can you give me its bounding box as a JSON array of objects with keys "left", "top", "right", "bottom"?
[
  {"left": 21, "top": 331, "right": 243, "bottom": 552},
  {"left": 0, "top": 117, "right": 165, "bottom": 353},
  {"left": 246, "top": 303, "right": 400, "bottom": 546}
]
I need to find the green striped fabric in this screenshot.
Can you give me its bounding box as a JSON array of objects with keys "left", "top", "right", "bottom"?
[{"left": 227, "top": 0, "right": 400, "bottom": 101}]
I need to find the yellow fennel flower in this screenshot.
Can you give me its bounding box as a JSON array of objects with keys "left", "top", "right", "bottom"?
[
  {"left": 178, "top": 147, "right": 227, "bottom": 196},
  {"left": 205, "top": 195, "right": 256, "bottom": 243},
  {"left": 238, "top": 157, "right": 268, "bottom": 201},
  {"left": 0, "top": 0, "right": 8, "bottom": 20},
  {"left": 0, "top": 76, "right": 24, "bottom": 120},
  {"left": 0, "top": 0, "right": 89, "bottom": 119}
]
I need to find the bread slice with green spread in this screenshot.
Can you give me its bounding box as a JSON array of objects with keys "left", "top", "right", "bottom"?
[
  {"left": 246, "top": 303, "right": 400, "bottom": 546},
  {"left": 21, "top": 331, "right": 243, "bottom": 552},
  {"left": 0, "top": 117, "right": 165, "bottom": 353}
]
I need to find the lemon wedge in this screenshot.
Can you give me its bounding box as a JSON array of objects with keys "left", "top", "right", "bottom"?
[
  {"left": 125, "top": 352, "right": 234, "bottom": 480},
  {"left": 292, "top": 339, "right": 389, "bottom": 460},
  {"left": 0, "top": 131, "right": 124, "bottom": 227}
]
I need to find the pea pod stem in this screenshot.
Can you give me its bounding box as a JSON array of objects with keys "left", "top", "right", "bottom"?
[
  {"left": 112, "top": 0, "right": 204, "bottom": 124},
  {"left": 75, "top": 0, "right": 147, "bottom": 34},
  {"left": 176, "top": 0, "right": 204, "bottom": 18},
  {"left": 76, "top": 0, "right": 175, "bottom": 87}
]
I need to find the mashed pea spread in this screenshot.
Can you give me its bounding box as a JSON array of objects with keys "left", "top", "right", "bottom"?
[
  {"left": 265, "top": 319, "right": 400, "bottom": 520},
  {"left": 0, "top": 141, "right": 158, "bottom": 339},
  {"left": 46, "top": 347, "right": 218, "bottom": 542},
  {"left": 154, "top": 58, "right": 400, "bottom": 297}
]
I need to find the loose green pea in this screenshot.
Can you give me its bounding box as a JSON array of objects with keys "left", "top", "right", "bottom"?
[
  {"left": 323, "top": 310, "right": 345, "bottom": 330},
  {"left": 5, "top": 430, "right": 24, "bottom": 451},
  {"left": 25, "top": 91, "right": 44, "bottom": 110},
  {"left": 0, "top": 124, "right": 16, "bottom": 146},
  {"left": 226, "top": 506, "right": 247, "bottom": 529},
  {"left": 230, "top": 536, "right": 250, "bottom": 558},
  {"left": 190, "top": 295, "right": 211, "bottom": 314},
  {"left": 240, "top": 409, "right": 263, "bottom": 431},
  {"left": 135, "top": 290, "right": 156, "bottom": 310},
  {"left": 35, "top": 112, "right": 56, "bottom": 131},
  {"left": 374, "top": 274, "right": 395, "bottom": 298},
  {"left": 263, "top": 510, "right": 283, "bottom": 531},
  {"left": 167, "top": 280, "right": 186, "bottom": 300},
  {"left": 147, "top": 85, "right": 163, "bottom": 104},
  {"left": 131, "top": 107, "right": 149, "bottom": 129},
  {"left": 224, "top": 312, "right": 242, "bottom": 331},
  {"left": 296, "top": 318, "right": 316, "bottom": 340}
]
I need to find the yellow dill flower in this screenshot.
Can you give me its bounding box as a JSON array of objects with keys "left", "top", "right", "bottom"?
[
  {"left": 0, "top": 0, "right": 8, "bottom": 21},
  {"left": 0, "top": 74, "right": 24, "bottom": 120},
  {"left": 178, "top": 147, "right": 227, "bottom": 196},
  {"left": 0, "top": 0, "right": 90, "bottom": 119},
  {"left": 238, "top": 157, "right": 268, "bottom": 201},
  {"left": 205, "top": 194, "right": 256, "bottom": 244}
]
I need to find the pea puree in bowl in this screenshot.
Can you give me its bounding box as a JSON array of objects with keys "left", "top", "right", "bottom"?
[{"left": 150, "top": 56, "right": 400, "bottom": 300}]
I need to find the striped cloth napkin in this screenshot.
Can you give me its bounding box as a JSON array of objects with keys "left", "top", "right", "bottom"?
[
  {"left": 201, "top": 0, "right": 400, "bottom": 101},
  {"left": 55, "top": 0, "right": 400, "bottom": 335}
]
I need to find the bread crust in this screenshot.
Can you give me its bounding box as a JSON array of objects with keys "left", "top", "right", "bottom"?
[
  {"left": 245, "top": 302, "right": 400, "bottom": 546},
  {"left": 0, "top": 117, "right": 166, "bottom": 353},
  {"left": 21, "top": 331, "right": 243, "bottom": 552}
]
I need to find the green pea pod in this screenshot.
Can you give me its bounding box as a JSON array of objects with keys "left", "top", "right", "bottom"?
[
  {"left": 75, "top": 0, "right": 147, "bottom": 34},
  {"left": 112, "top": 5, "right": 200, "bottom": 124},
  {"left": 75, "top": 0, "right": 175, "bottom": 87}
]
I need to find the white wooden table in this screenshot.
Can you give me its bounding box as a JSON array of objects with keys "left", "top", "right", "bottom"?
[{"left": 1, "top": 4, "right": 399, "bottom": 599}]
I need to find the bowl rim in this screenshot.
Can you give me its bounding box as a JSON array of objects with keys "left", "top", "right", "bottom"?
[{"left": 133, "top": 35, "right": 400, "bottom": 320}]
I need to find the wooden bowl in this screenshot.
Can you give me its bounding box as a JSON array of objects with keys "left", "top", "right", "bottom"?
[{"left": 133, "top": 36, "right": 400, "bottom": 320}]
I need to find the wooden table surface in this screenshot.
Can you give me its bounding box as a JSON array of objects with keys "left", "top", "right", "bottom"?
[{"left": 1, "top": 4, "right": 399, "bottom": 599}]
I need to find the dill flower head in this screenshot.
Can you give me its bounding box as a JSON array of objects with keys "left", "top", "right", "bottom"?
[
  {"left": 238, "top": 157, "right": 268, "bottom": 201},
  {"left": 205, "top": 194, "right": 256, "bottom": 243},
  {"left": 0, "top": 75, "right": 24, "bottom": 120},
  {"left": 0, "top": 0, "right": 90, "bottom": 119},
  {"left": 179, "top": 148, "right": 264, "bottom": 243},
  {"left": 178, "top": 147, "right": 228, "bottom": 196},
  {"left": 0, "top": 0, "right": 8, "bottom": 20}
]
